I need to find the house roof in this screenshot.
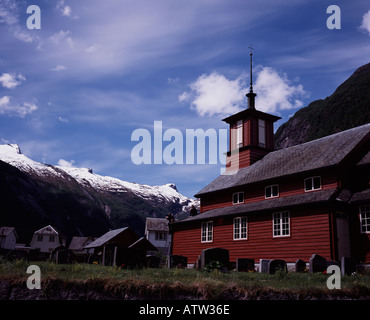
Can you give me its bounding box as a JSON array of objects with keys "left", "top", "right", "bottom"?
[
  {"left": 350, "top": 188, "right": 370, "bottom": 204},
  {"left": 34, "top": 225, "right": 60, "bottom": 235},
  {"left": 68, "top": 236, "right": 95, "bottom": 250},
  {"left": 222, "top": 108, "right": 281, "bottom": 124},
  {"left": 0, "top": 226, "right": 17, "bottom": 238},
  {"left": 145, "top": 218, "right": 169, "bottom": 232},
  {"left": 195, "top": 123, "right": 370, "bottom": 197},
  {"left": 84, "top": 227, "right": 129, "bottom": 249},
  {"left": 129, "top": 237, "right": 158, "bottom": 251},
  {"left": 173, "top": 188, "right": 338, "bottom": 224}
]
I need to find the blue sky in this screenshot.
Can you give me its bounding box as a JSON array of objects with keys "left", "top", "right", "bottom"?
[{"left": 0, "top": 0, "right": 369, "bottom": 198}]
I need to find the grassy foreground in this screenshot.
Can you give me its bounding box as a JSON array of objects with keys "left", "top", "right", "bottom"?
[{"left": 1, "top": 259, "right": 370, "bottom": 300}]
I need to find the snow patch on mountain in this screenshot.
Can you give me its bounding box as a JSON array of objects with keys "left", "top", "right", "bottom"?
[
  {"left": 0, "top": 144, "right": 198, "bottom": 211},
  {"left": 0, "top": 144, "right": 64, "bottom": 178}
]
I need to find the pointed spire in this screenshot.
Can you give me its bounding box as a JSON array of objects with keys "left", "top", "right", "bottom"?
[
  {"left": 249, "top": 46, "right": 254, "bottom": 92},
  {"left": 246, "top": 46, "right": 256, "bottom": 110}
]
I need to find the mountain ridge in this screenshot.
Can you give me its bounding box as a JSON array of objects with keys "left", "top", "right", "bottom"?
[{"left": 0, "top": 144, "right": 197, "bottom": 243}]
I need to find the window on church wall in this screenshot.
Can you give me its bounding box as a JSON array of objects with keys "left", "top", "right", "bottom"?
[
  {"left": 232, "top": 192, "right": 244, "bottom": 205},
  {"left": 258, "top": 119, "right": 266, "bottom": 148},
  {"left": 304, "top": 176, "right": 321, "bottom": 192},
  {"left": 234, "top": 217, "right": 248, "bottom": 240},
  {"left": 201, "top": 221, "right": 213, "bottom": 242},
  {"left": 265, "top": 185, "right": 279, "bottom": 198},
  {"left": 273, "top": 211, "right": 290, "bottom": 237},
  {"left": 360, "top": 205, "right": 370, "bottom": 233},
  {"left": 236, "top": 120, "right": 243, "bottom": 148}
]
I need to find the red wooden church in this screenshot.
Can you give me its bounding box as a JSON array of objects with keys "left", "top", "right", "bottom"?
[{"left": 170, "top": 58, "right": 370, "bottom": 267}]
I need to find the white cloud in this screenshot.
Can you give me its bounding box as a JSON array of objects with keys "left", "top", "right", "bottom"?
[
  {"left": 49, "top": 30, "right": 74, "bottom": 47},
  {"left": 178, "top": 92, "right": 190, "bottom": 103},
  {"left": 180, "top": 67, "right": 306, "bottom": 116},
  {"left": 57, "top": 159, "right": 75, "bottom": 167},
  {"left": 56, "top": 1, "right": 78, "bottom": 19},
  {"left": 58, "top": 116, "right": 69, "bottom": 123},
  {"left": 179, "top": 72, "right": 245, "bottom": 117},
  {"left": 13, "top": 28, "right": 39, "bottom": 43},
  {"left": 254, "top": 67, "right": 306, "bottom": 113},
  {"left": 0, "top": 73, "right": 25, "bottom": 89},
  {"left": 0, "top": 96, "right": 10, "bottom": 106},
  {"left": 0, "top": 96, "right": 38, "bottom": 117},
  {"left": 50, "top": 65, "right": 67, "bottom": 72},
  {"left": 360, "top": 10, "right": 370, "bottom": 36},
  {"left": 0, "top": 0, "right": 18, "bottom": 25}
]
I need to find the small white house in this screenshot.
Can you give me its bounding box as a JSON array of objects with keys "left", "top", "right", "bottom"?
[
  {"left": 145, "top": 218, "right": 171, "bottom": 256},
  {"left": 29, "top": 225, "right": 65, "bottom": 253},
  {"left": 0, "top": 226, "right": 17, "bottom": 250}
]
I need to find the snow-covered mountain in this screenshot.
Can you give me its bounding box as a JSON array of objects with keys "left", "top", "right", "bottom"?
[{"left": 0, "top": 144, "right": 198, "bottom": 242}]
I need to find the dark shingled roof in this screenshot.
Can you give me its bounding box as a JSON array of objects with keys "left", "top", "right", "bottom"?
[
  {"left": 68, "top": 236, "right": 96, "bottom": 251},
  {"left": 350, "top": 189, "right": 370, "bottom": 204},
  {"left": 173, "top": 188, "right": 338, "bottom": 224},
  {"left": 195, "top": 123, "right": 370, "bottom": 197},
  {"left": 84, "top": 227, "right": 129, "bottom": 249},
  {"left": 145, "top": 218, "right": 169, "bottom": 232}
]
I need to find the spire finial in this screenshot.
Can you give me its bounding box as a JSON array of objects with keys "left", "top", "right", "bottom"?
[
  {"left": 246, "top": 46, "right": 256, "bottom": 110},
  {"left": 248, "top": 45, "right": 254, "bottom": 92}
]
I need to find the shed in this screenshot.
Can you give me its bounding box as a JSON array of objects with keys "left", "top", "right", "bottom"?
[
  {"left": 0, "top": 226, "right": 17, "bottom": 250},
  {"left": 84, "top": 227, "right": 157, "bottom": 267}
]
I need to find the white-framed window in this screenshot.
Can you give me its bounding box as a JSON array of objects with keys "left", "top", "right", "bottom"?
[
  {"left": 37, "top": 234, "right": 43, "bottom": 242},
  {"left": 304, "top": 176, "right": 321, "bottom": 192},
  {"left": 236, "top": 120, "right": 243, "bottom": 148},
  {"left": 232, "top": 192, "right": 244, "bottom": 205},
  {"left": 258, "top": 119, "right": 265, "bottom": 148},
  {"left": 201, "top": 221, "right": 213, "bottom": 243},
  {"left": 273, "top": 211, "right": 290, "bottom": 237},
  {"left": 49, "top": 235, "right": 55, "bottom": 242},
  {"left": 234, "top": 217, "right": 248, "bottom": 240},
  {"left": 265, "top": 185, "right": 279, "bottom": 198},
  {"left": 360, "top": 205, "right": 370, "bottom": 234}
]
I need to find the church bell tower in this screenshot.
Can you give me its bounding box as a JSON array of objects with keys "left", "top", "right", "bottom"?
[{"left": 223, "top": 49, "right": 281, "bottom": 171}]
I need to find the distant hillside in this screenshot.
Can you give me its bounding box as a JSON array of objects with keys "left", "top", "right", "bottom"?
[{"left": 275, "top": 63, "right": 370, "bottom": 149}]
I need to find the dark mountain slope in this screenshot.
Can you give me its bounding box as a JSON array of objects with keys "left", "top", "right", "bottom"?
[{"left": 275, "top": 63, "right": 370, "bottom": 149}]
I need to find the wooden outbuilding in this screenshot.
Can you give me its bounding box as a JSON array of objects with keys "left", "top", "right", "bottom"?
[{"left": 84, "top": 227, "right": 157, "bottom": 267}]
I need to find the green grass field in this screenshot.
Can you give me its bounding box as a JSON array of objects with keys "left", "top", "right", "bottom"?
[{"left": 1, "top": 259, "right": 370, "bottom": 299}]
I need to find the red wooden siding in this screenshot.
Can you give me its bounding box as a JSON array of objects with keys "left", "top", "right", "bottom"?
[
  {"left": 172, "top": 207, "right": 332, "bottom": 264},
  {"left": 201, "top": 173, "right": 338, "bottom": 213}
]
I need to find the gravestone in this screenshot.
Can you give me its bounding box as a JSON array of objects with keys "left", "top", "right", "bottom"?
[
  {"left": 170, "top": 255, "right": 187, "bottom": 268},
  {"left": 195, "top": 255, "right": 201, "bottom": 270},
  {"left": 201, "top": 247, "right": 229, "bottom": 270},
  {"left": 259, "top": 259, "right": 271, "bottom": 273},
  {"left": 268, "top": 259, "right": 287, "bottom": 274},
  {"left": 341, "top": 257, "right": 355, "bottom": 276},
  {"left": 309, "top": 254, "right": 327, "bottom": 273},
  {"left": 146, "top": 255, "right": 160, "bottom": 268},
  {"left": 295, "top": 259, "right": 306, "bottom": 272},
  {"left": 236, "top": 258, "right": 255, "bottom": 272}
]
